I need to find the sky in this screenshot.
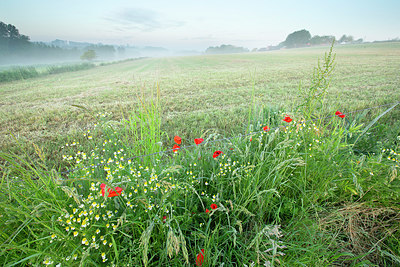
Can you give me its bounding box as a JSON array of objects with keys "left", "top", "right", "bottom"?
[{"left": 1, "top": 0, "right": 399, "bottom": 51}]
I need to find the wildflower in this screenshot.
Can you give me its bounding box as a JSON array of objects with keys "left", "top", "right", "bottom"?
[
  {"left": 100, "top": 183, "right": 123, "bottom": 197},
  {"left": 205, "top": 209, "right": 210, "bottom": 213},
  {"left": 172, "top": 144, "right": 180, "bottom": 153},
  {"left": 283, "top": 115, "right": 292, "bottom": 123},
  {"left": 211, "top": 203, "right": 218, "bottom": 210},
  {"left": 162, "top": 215, "right": 167, "bottom": 223},
  {"left": 174, "top": 136, "right": 182, "bottom": 145},
  {"left": 73, "top": 231, "right": 78, "bottom": 237},
  {"left": 96, "top": 229, "right": 100, "bottom": 234},
  {"left": 263, "top": 126, "right": 270, "bottom": 132},
  {"left": 196, "top": 249, "right": 205, "bottom": 266},
  {"left": 335, "top": 111, "right": 346, "bottom": 118},
  {"left": 103, "top": 240, "right": 107, "bottom": 245},
  {"left": 213, "top": 151, "right": 223, "bottom": 158},
  {"left": 43, "top": 258, "right": 53, "bottom": 265},
  {"left": 194, "top": 138, "right": 204, "bottom": 145}
]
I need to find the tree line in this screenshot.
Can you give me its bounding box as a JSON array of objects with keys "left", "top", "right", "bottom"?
[
  {"left": 0, "top": 21, "right": 116, "bottom": 65},
  {"left": 278, "top": 29, "right": 363, "bottom": 49}
]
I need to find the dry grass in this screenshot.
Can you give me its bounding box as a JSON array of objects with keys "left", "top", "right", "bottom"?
[{"left": 319, "top": 202, "right": 400, "bottom": 264}]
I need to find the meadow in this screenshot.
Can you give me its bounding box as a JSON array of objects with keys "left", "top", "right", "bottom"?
[
  {"left": 1, "top": 42, "right": 400, "bottom": 168},
  {"left": 0, "top": 43, "right": 400, "bottom": 266}
]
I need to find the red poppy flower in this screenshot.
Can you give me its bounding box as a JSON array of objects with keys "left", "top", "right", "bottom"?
[
  {"left": 174, "top": 136, "right": 182, "bottom": 145},
  {"left": 335, "top": 111, "right": 346, "bottom": 118},
  {"left": 210, "top": 203, "right": 218, "bottom": 210},
  {"left": 194, "top": 138, "right": 204, "bottom": 145},
  {"left": 196, "top": 249, "right": 205, "bottom": 266},
  {"left": 205, "top": 209, "right": 210, "bottom": 213},
  {"left": 100, "top": 183, "right": 123, "bottom": 197},
  {"left": 213, "top": 150, "right": 223, "bottom": 158},
  {"left": 250, "top": 137, "right": 252, "bottom": 142},
  {"left": 283, "top": 115, "right": 292, "bottom": 123},
  {"left": 172, "top": 144, "right": 180, "bottom": 153},
  {"left": 263, "top": 126, "right": 270, "bottom": 132},
  {"left": 162, "top": 216, "right": 167, "bottom": 223}
]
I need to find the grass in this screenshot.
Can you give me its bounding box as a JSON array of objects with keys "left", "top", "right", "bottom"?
[
  {"left": 0, "top": 62, "right": 95, "bottom": 83},
  {"left": 0, "top": 43, "right": 399, "bottom": 265},
  {"left": 1, "top": 42, "right": 400, "bottom": 169}
]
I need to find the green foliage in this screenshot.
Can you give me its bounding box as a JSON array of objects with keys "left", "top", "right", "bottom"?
[
  {"left": 80, "top": 49, "right": 97, "bottom": 61},
  {"left": 47, "top": 63, "right": 95, "bottom": 74},
  {"left": 281, "top": 29, "right": 311, "bottom": 48},
  {"left": 310, "top": 35, "right": 335, "bottom": 45},
  {"left": 86, "top": 45, "right": 115, "bottom": 59},
  {"left": 1, "top": 44, "right": 400, "bottom": 266},
  {"left": 0, "top": 63, "right": 95, "bottom": 83},
  {"left": 0, "top": 66, "right": 39, "bottom": 82},
  {"left": 297, "top": 42, "right": 335, "bottom": 118},
  {"left": 339, "top": 34, "right": 354, "bottom": 43},
  {"left": 0, "top": 21, "right": 30, "bottom": 54}
]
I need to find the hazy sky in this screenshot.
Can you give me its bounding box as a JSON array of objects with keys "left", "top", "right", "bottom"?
[{"left": 1, "top": 0, "right": 399, "bottom": 50}]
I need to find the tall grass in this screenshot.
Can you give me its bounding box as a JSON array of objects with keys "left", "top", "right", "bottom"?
[
  {"left": 0, "top": 63, "right": 95, "bottom": 83},
  {"left": 46, "top": 63, "right": 95, "bottom": 74},
  {"left": 0, "top": 66, "right": 39, "bottom": 82}
]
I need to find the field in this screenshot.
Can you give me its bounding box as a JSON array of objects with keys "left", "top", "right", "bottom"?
[
  {"left": 1, "top": 43, "right": 400, "bottom": 266},
  {"left": 1, "top": 42, "right": 400, "bottom": 167}
]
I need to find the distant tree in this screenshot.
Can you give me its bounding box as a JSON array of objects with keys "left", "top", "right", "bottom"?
[
  {"left": 80, "top": 49, "right": 96, "bottom": 61},
  {"left": 205, "top": 44, "right": 249, "bottom": 54},
  {"left": 0, "top": 21, "right": 30, "bottom": 53},
  {"left": 310, "top": 35, "right": 335, "bottom": 45},
  {"left": 86, "top": 44, "right": 115, "bottom": 59},
  {"left": 339, "top": 34, "right": 354, "bottom": 43},
  {"left": 282, "top": 29, "right": 311, "bottom": 48}
]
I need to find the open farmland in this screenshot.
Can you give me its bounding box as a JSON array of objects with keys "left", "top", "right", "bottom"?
[
  {"left": 1, "top": 42, "right": 400, "bottom": 165},
  {"left": 1, "top": 42, "right": 400, "bottom": 266}
]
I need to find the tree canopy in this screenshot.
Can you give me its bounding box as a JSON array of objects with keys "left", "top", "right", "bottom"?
[
  {"left": 281, "top": 29, "right": 311, "bottom": 48},
  {"left": 0, "top": 21, "right": 30, "bottom": 52},
  {"left": 80, "top": 49, "right": 96, "bottom": 61}
]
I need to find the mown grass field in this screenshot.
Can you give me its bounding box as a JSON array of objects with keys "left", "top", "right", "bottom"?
[
  {"left": 1, "top": 43, "right": 400, "bottom": 266},
  {"left": 1, "top": 42, "right": 400, "bottom": 168}
]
